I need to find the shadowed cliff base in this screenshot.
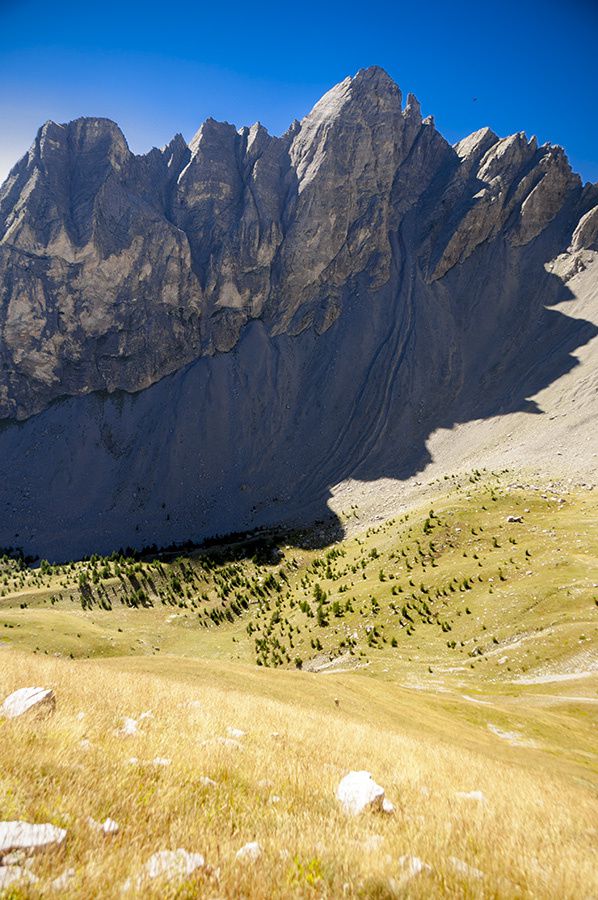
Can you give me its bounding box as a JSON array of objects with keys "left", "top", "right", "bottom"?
[{"left": 0, "top": 231, "right": 596, "bottom": 562}]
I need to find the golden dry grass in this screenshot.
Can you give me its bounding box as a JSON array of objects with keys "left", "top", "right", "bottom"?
[
  {"left": 1, "top": 476, "right": 596, "bottom": 897},
  {"left": 1, "top": 650, "right": 596, "bottom": 899}
]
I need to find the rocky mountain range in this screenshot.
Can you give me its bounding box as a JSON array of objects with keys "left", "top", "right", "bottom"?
[{"left": 1, "top": 66, "right": 597, "bottom": 559}]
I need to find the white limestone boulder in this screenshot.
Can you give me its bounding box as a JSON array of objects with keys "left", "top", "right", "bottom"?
[
  {"left": 1, "top": 687, "right": 55, "bottom": 720},
  {"left": 455, "top": 790, "right": 486, "bottom": 803},
  {"left": 0, "top": 865, "right": 38, "bottom": 889},
  {"left": 227, "top": 727, "right": 246, "bottom": 739},
  {"left": 449, "top": 856, "right": 485, "bottom": 879},
  {"left": 391, "top": 854, "right": 433, "bottom": 888},
  {"left": 145, "top": 849, "right": 204, "bottom": 880},
  {"left": 199, "top": 776, "right": 217, "bottom": 788},
  {"left": 87, "top": 816, "right": 119, "bottom": 835},
  {"left": 118, "top": 717, "right": 139, "bottom": 736},
  {"left": 0, "top": 821, "right": 66, "bottom": 857},
  {"left": 398, "top": 855, "right": 432, "bottom": 878},
  {"left": 235, "top": 841, "right": 262, "bottom": 862},
  {"left": 124, "top": 848, "right": 205, "bottom": 891},
  {"left": 336, "top": 771, "right": 391, "bottom": 815}
]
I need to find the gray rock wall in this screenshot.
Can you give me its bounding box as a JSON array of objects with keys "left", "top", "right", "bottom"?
[{"left": 0, "top": 66, "right": 597, "bottom": 558}]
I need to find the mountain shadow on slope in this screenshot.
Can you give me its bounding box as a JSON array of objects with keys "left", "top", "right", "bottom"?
[{"left": 0, "top": 212, "right": 595, "bottom": 562}]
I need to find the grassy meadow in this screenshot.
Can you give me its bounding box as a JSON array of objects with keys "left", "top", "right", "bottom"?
[{"left": 0, "top": 470, "right": 596, "bottom": 897}]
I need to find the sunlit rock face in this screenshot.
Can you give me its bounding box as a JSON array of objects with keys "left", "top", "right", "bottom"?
[{"left": 0, "top": 67, "right": 596, "bottom": 558}]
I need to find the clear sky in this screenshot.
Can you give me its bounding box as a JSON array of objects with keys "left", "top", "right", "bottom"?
[{"left": 0, "top": 0, "right": 597, "bottom": 184}]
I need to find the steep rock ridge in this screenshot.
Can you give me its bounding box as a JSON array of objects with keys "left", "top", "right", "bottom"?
[
  {"left": 571, "top": 198, "right": 598, "bottom": 252},
  {"left": 0, "top": 66, "right": 597, "bottom": 558},
  {"left": 0, "top": 233, "right": 595, "bottom": 561},
  {"left": 271, "top": 69, "right": 430, "bottom": 332},
  {"left": 173, "top": 117, "right": 292, "bottom": 349},
  {"left": 2, "top": 65, "right": 594, "bottom": 422},
  {"left": 0, "top": 118, "right": 202, "bottom": 417},
  {"left": 426, "top": 132, "right": 584, "bottom": 279}
]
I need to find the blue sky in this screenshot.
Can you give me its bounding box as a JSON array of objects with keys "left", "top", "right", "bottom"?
[{"left": 1, "top": 0, "right": 597, "bottom": 183}]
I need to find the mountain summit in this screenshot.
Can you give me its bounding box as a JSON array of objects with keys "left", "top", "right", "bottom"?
[{"left": 0, "top": 68, "right": 597, "bottom": 558}]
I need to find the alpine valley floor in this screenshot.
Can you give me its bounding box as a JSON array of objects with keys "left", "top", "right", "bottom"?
[{"left": 0, "top": 470, "right": 597, "bottom": 898}]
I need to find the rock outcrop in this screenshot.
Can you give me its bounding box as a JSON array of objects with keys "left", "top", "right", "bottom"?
[
  {"left": 1, "top": 66, "right": 595, "bottom": 423},
  {"left": 0, "top": 67, "right": 596, "bottom": 558},
  {"left": 0, "top": 687, "right": 55, "bottom": 719},
  {"left": 0, "top": 821, "right": 66, "bottom": 857},
  {"left": 336, "top": 770, "right": 392, "bottom": 815}
]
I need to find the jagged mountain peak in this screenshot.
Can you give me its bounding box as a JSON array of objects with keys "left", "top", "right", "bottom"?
[
  {"left": 298, "top": 65, "right": 403, "bottom": 132},
  {"left": 161, "top": 132, "right": 187, "bottom": 154},
  {"left": 0, "top": 68, "right": 593, "bottom": 417},
  {"left": 37, "top": 116, "right": 130, "bottom": 160},
  {"left": 404, "top": 91, "right": 422, "bottom": 118},
  {"left": 188, "top": 116, "right": 239, "bottom": 154},
  {"left": 1, "top": 116, "right": 128, "bottom": 192},
  {"left": 454, "top": 126, "right": 499, "bottom": 160},
  {"left": 347, "top": 64, "right": 400, "bottom": 91}
]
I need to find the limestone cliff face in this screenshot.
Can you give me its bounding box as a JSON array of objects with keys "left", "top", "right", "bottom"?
[
  {"left": 0, "top": 67, "right": 597, "bottom": 559},
  {"left": 1, "top": 66, "right": 595, "bottom": 422}
]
